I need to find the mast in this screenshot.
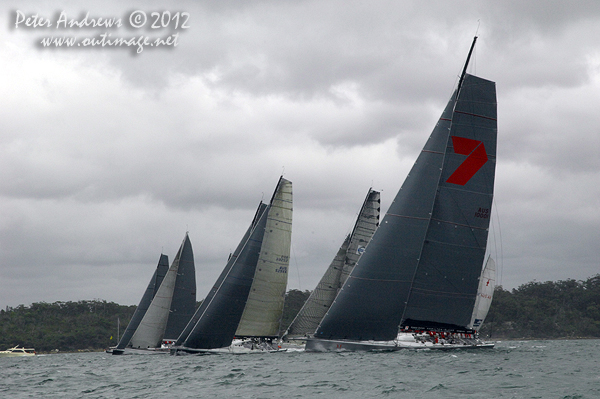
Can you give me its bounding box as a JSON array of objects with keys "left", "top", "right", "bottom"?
[{"left": 457, "top": 36, "right": 477, "bottom": 95}]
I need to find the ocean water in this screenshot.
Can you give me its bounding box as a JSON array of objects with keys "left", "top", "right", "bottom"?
[{"left": 1, "top": 340, "right": 598, "bottom": 398}]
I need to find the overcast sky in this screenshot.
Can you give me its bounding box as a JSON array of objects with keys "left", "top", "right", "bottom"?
[{"left": 1, "top": 1, "right": 599, "bottom": 308}]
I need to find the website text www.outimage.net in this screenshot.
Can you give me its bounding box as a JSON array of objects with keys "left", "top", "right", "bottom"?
[{"left": 13, "top": 10, "right": 189, "bottom": 54}]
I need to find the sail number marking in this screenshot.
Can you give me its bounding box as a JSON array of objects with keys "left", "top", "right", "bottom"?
[
  {"left": 474, "top": 207, "right": 490, "bottom": 219},
  {"left": 275, "top": 266, "right": 288, "bottom": 273}
]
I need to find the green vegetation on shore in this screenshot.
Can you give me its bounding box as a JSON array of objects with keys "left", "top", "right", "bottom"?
[
  {"left": 1, "top": 275, "right": 599, "bottom": 352},
  {"left": 480, "top": 275, "right": 600, "bottom": 339},
  {"left": 0, "top": 301, "right": 136, "bottom": 352}
]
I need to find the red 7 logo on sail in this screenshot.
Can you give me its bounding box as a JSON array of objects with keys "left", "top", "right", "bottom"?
[{"left": 446, "top": 136, "right": 488, "bottom": 185}]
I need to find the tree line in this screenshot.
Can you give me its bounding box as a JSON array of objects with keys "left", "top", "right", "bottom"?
[
  {"left": 0, "top": 300, "right": 136, "bottom": 352},
  {"left": 1, "top": 275, "right": 599, "bottom": 352},
  {"left": 480, "top": 275, "right": 600, "bottom": 339}
]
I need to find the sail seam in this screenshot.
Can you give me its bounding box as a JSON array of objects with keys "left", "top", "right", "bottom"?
[
  {"left": 348, "top": 275, "right": 412, "bottom": 283},
  {"left": 429, "top": 218, "right": 488, "bottom": 231},
  {"left": 454, "top": 110, "right": 496, "bottom": 121},
  {"left": 386, "top": 213, "right": 430, "bottom": 221},
  {"left": 409, "top": 287, "right": 472, "bottom": 298}
]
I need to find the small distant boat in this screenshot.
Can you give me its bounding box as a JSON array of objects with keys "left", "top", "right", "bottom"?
[
  {"left": 306, "top": 36, "right": 498, "bottom": 352},
  {"left": 110, "top": 233, "right": 196, "bottom": 355},
  {"left": 172, "top": 176, "right": 292, "bottom": 355},
  {"left": 0, "top": 346, "right": 36, "bottom": 357}
]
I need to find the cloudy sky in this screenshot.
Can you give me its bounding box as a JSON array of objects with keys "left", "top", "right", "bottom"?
[{"left": 1, "top": 0, "right": 598, "bottom": 308}]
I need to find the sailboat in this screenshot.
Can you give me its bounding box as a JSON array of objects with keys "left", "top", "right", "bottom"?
[
  {"left": 232, "top": 177, "right": 294, "bottom": 351},
  {"left": 162, "top": 234, "right": 197, "bottom": 345},
  {"left": 111, "top": 233, "right": 196, "bottom": 355},
  {"left": 305, "top": 36, "right": 497, "bottom": 351},
  {"left": 284, "top": 188, "right": 380, "bottom": 340},
  {"left": 172, "top": 177, "right": 293, "bottom": 354}
]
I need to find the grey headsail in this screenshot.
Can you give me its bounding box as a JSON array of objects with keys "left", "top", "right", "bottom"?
[
  {"left": 115, "top": 254, "right": 169, "bottom": 351},
  {"left": 235, "top": 177, "right": 293, "bottom": 338},
  {"left": 173, "top": 202, "right": 268, "bottom": 349},
  {"left": 175, "top": 177, "right": 292, "bottom": 351},
  {"left": 130, "top": 249, "right": 181, "bottom": 348},
  {"left": 314, "top": 44, "right": 497, "bottom": 341},
  {"left": 163, "top": 233, "right": 196, "bottom": 342},
  {"left": 284, "top": 188, "right": 380, "bottom": 339}
]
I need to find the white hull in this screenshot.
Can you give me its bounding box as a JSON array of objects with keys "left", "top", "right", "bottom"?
[
  {"left": 305, "top": 333, "right": 494, "bottom": 352},
  {"left": 0, "top": 346, "right": 36, "bottom": 357}
]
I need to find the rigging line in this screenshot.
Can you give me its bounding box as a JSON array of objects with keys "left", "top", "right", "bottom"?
[
  {"left": 492, "top": 195, "right": 504, "bottom": 287},
  {"left": 291, "top": 242, "right": 301, "bottom": 291}
]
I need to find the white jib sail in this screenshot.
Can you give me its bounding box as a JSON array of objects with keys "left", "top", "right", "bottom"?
[{"left": 468, "top": 256, "right": 496, "bottom": 330}]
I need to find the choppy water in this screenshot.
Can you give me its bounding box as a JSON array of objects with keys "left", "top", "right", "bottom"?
[{"left": 1, "top": 340, "right": 599, "bottom": 398}]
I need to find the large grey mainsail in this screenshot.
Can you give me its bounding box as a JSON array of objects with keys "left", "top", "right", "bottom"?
[
  {"left": 285, "top": 188, "right": 380, "bottom": 338},
  {"left": 173, "top": 203, "right": 268, "bottom": 348},
  {"left": 163, "top": 233, "right": 196, "bottom": 341},
  {"left": 314, "top": 57, "right": 497, "bottom": 340},
  {"left": 235, "top": 177, "right": 293, "bottom": 338},
  {"left": 115, "top": 254, "right": 169, "bottom": 351},
  {"left": 175, "top": 177, "right": 293, "bottom": 351}
]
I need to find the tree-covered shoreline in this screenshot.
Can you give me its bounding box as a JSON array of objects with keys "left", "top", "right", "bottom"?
[
  {"left": 2, "top": 275, "right": 599, "bottom": 352},
  {"left": 0, "top": 300, "right": 136, "bottom": 353},
  {"left": 480, "top": 275, "right": 600, "bottom": 339}
]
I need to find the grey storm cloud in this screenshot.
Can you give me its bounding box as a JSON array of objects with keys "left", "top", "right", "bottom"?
[{"left": 1, "top": 0, "right": 599, "bottom": 308}]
